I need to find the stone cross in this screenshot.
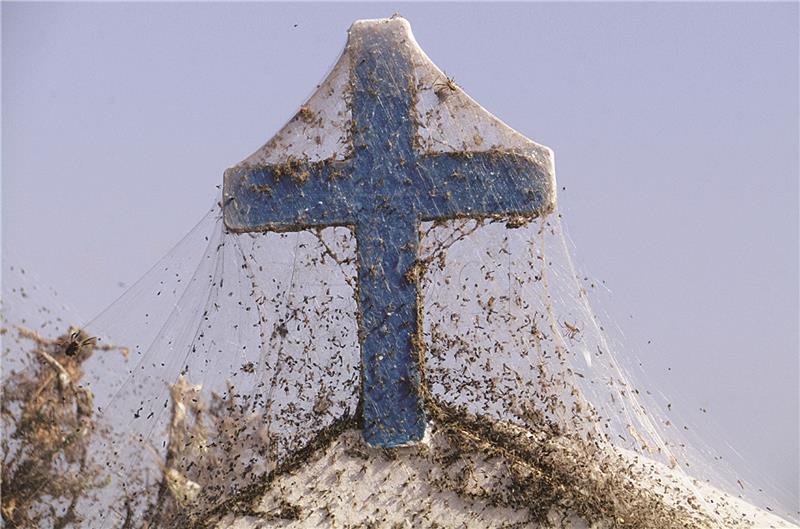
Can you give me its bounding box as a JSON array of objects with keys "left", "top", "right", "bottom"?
[{"left": 223, "top": 17, "right": 555, "bottom": 447}]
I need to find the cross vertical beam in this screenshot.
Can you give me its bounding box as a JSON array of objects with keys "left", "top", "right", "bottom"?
[{"left": 349, "top": 22, "right": 428, "bottom": 446}]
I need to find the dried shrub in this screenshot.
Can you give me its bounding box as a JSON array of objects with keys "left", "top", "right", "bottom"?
[{"left": 1, "top": 327, "right": 123, "bottom": 528}]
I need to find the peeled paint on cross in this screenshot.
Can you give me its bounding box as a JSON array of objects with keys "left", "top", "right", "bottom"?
[{"left": 3, "top": 15, "right": 797, "bottom": 529}]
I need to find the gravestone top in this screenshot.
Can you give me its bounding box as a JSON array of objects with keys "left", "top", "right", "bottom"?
[{"left": 223, "top": 16, "right": 556, "bottom": 447}]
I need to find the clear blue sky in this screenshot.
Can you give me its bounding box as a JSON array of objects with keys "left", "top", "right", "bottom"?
[{"left": 3, "top": 2, "right": 798, "bottom": 506}]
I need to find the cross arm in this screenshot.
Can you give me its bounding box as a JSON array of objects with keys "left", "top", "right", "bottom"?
[
  {"left": 223, "top": 160, "right": 356, "bottom": 232},
  {"left": 415, "top": 150, "right": 556, "bottom": 223}
]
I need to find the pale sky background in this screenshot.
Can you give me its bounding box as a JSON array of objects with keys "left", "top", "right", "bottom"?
[{"left": 3, "top": 2, "right": 798, "bottom": 507}]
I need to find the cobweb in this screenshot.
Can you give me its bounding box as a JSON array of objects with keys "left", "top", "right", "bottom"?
[
  {"left": 2, "top": 15, "right": 797, "bottom": 529},
  {"left": 2, "top": 204, "right": 796, "bottom": 528}
]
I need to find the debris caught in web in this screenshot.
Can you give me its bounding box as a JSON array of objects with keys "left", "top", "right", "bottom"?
[{"left": 2, "top": 15, "right": 796, "bottom": 529}]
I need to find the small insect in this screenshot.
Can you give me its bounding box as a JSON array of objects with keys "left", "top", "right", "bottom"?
[
  {"left": 434, "top": 73, "right": 458, "bottom": 100},
  {"left": 274, "top": 322, "right": 289, "bottom": 338},
  {"left": 312, "top": 389, "right": 332, "bottom": 415},
  {"left": 296, "top": 105, "right": 314, "bottom": 123},
  {"left": 240, "top": 362, "right": 255, "bottom": 374},
  {"left": 64, "top": 328, "right": 96, "bottom": 357},
  {"left": 562, "top": 321, "right": 581, "bottom": 340}
]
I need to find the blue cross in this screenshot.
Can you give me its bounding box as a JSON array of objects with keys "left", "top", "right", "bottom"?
[{"left": 223, "top": 19, "right": 554, "bottom": 447}]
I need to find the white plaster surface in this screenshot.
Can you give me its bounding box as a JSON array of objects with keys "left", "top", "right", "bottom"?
[{"left": 214, "top": 428, "right": 797, "bottom": 529}]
